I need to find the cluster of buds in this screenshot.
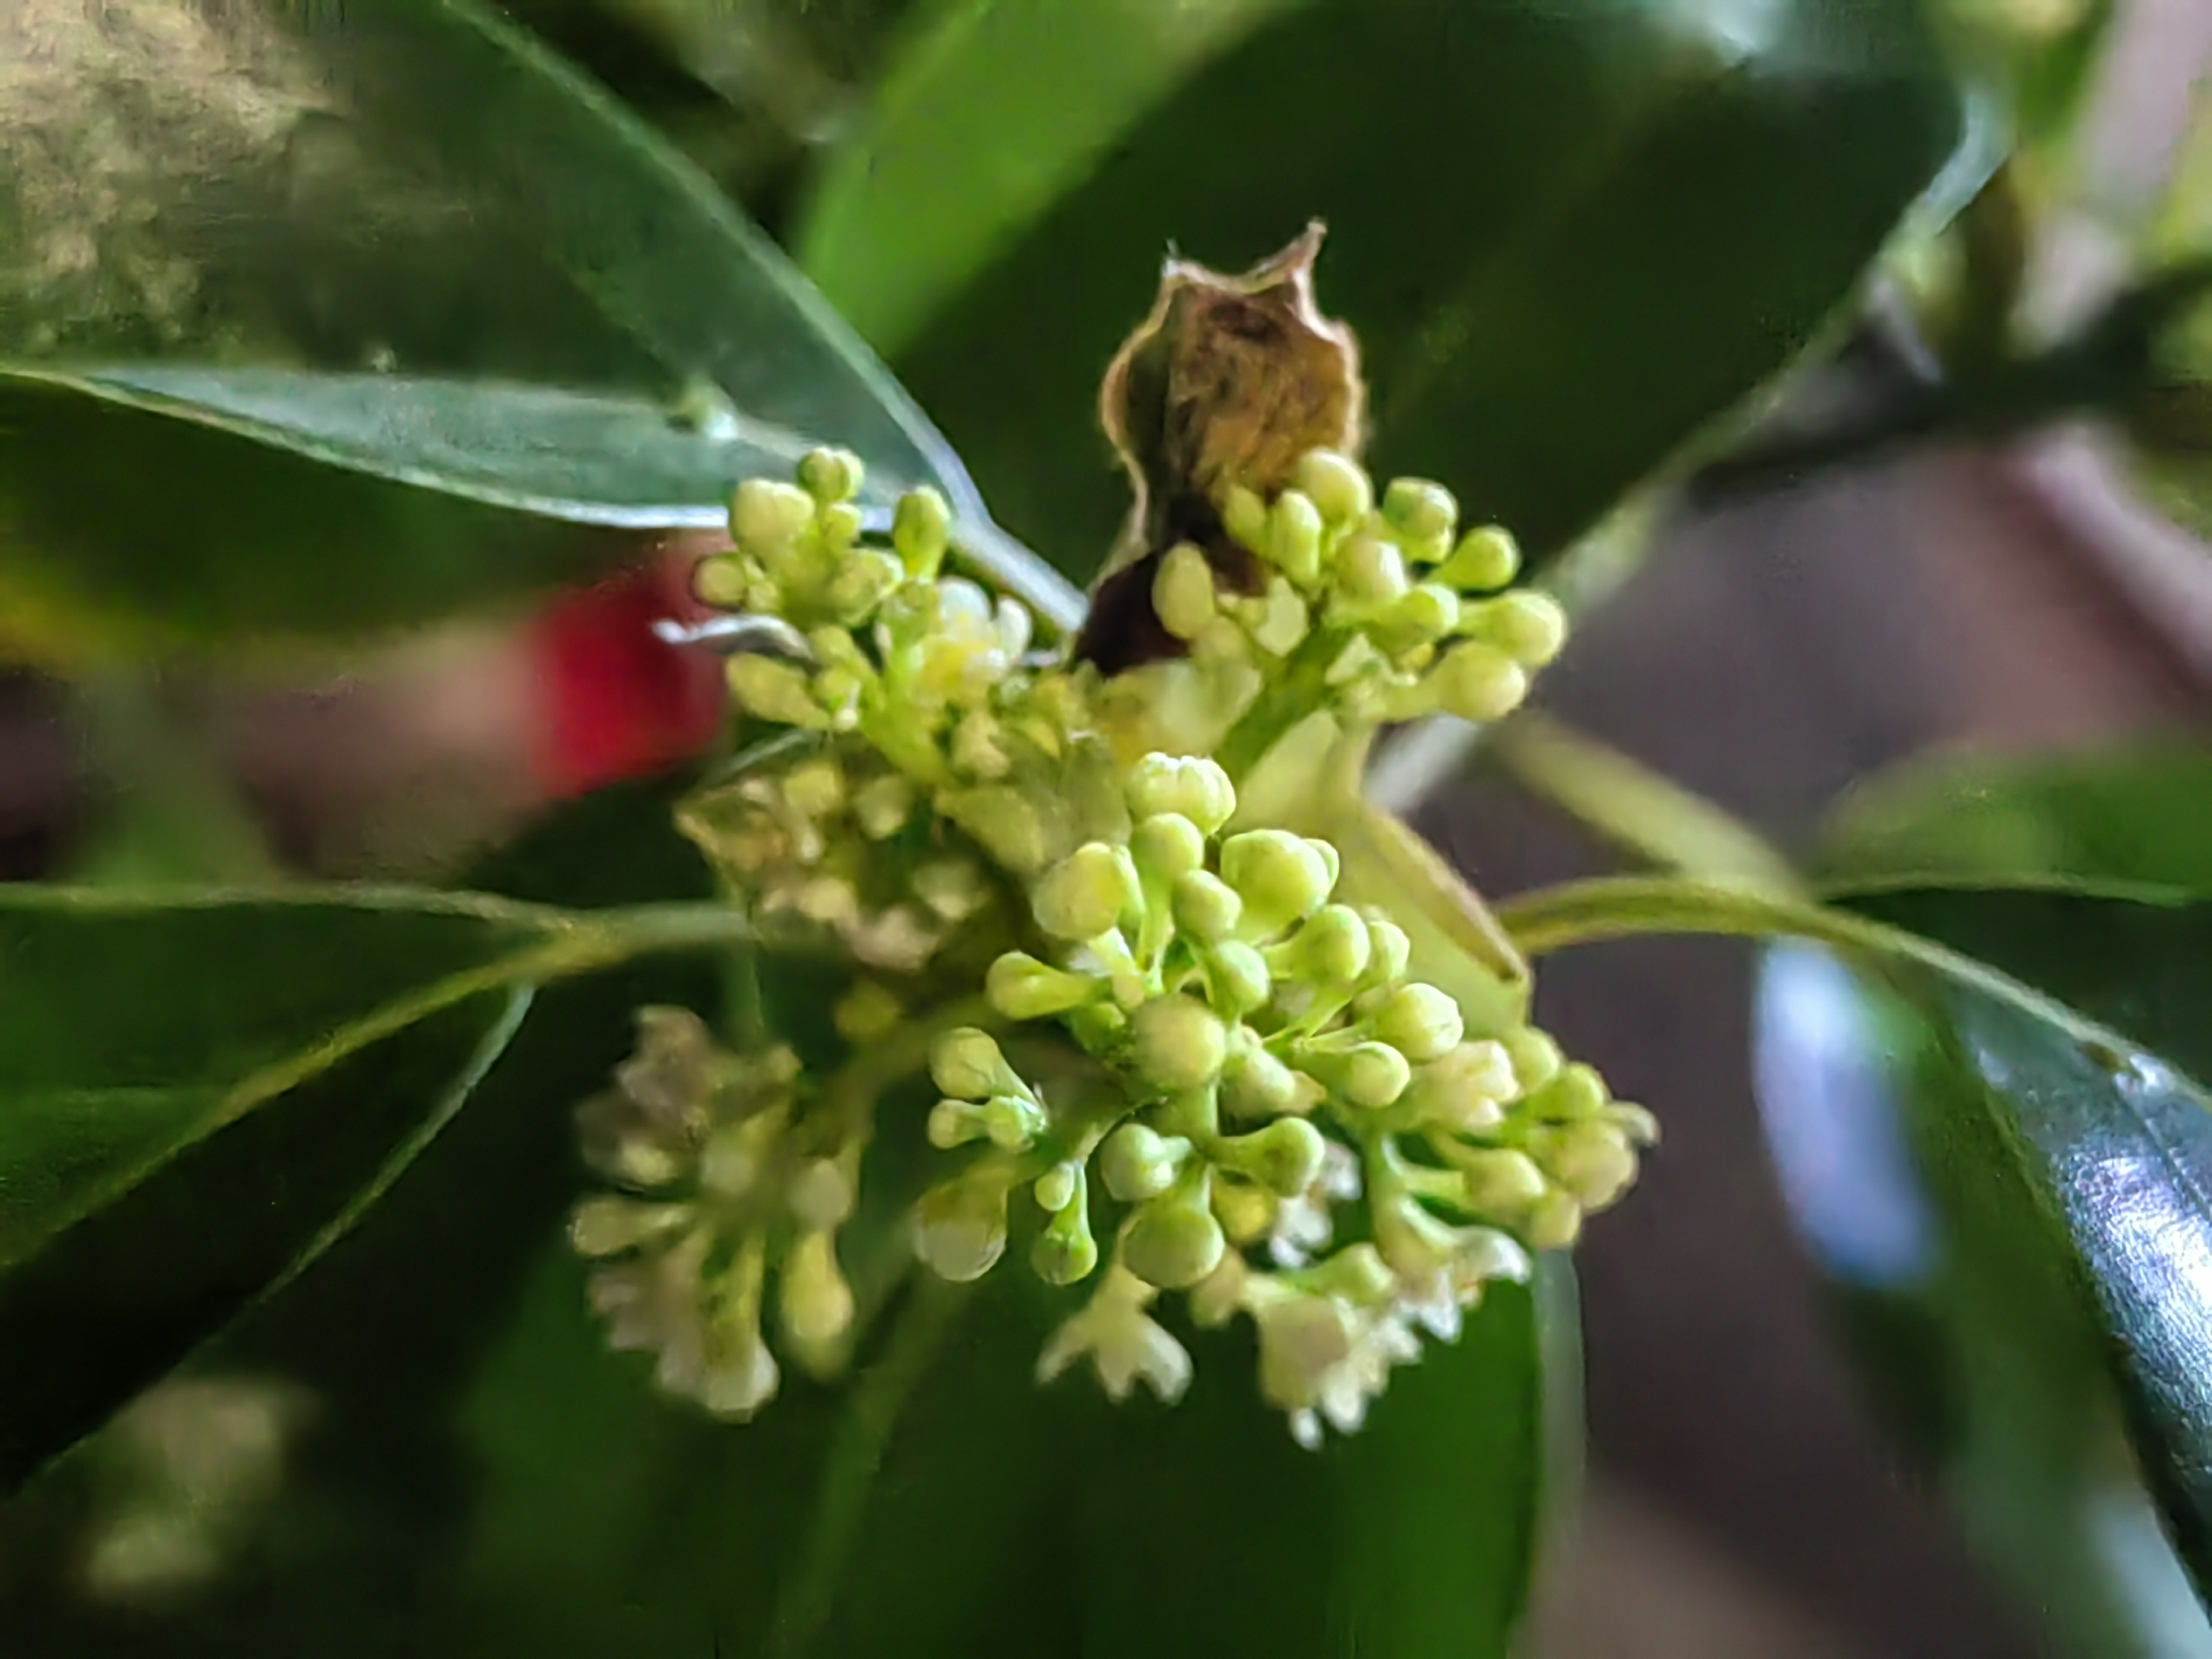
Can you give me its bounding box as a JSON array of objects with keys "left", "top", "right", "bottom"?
[
  {"left": 909, "top": 753, "right": 1656, "bottom": 1445},
  {"left": 569, "top": 1007, "right": 861, "bottom": 1419}
]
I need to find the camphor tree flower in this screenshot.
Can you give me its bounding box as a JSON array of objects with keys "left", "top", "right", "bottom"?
[{"left": 570, "top": 227, "right": 1656, "bottom": 1442}]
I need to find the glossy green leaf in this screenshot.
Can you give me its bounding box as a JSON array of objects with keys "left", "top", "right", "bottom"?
[
  {"left": 805, "top": 0, "right": 1963, "bottom": 579},
  {"left": 0, "top": 0, "right": 1030, "bottom": 642},
  {"left": 1755, "top": 887, "right": 2212, "bottom": 1643},
  {"left": 1820, "top": 743, "right": 2212, "bottom": 898}
]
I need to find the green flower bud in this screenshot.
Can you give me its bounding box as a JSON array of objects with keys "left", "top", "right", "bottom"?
[
  {"left": 1211, "top": 1179, "right": 1279, "bottom": 1244},
  {"left": 1336, "top": 533, "right": 1410, "bottom": 608},
  {"left": 779, "top": 1230, "right": 854, "bottom": 1348},
  {"left": 1130, "top": 995, "right": 1229, "bottom": 1091},
  {"left": 1171, "top": 869, "right": 1244, "bottom": 943},
  {"left": 1222, "top": 1041, "right": 1306, "bottom": 1118},
  {"left": 987, "top": 952, "right": 1101, "bottom": 1020},
  {"left": 1407, "top": 1040, "right": 1518, "bottom": 1133},
  {"left": 1215, "top": 1117, "right": 1328, "bottom": 1198},
  {"left": 1363, "top": 914, "right": 1412, "bottom": 987},
  {"left": 1500, "top": 1027, "right": 1563, "bottom": 1091},
  {"left": 1382, "top": 477, "right": 1457, "bottom": 544},
  {"left": 1202, "top": 941, "right": 1272, "bottom": 1017},
  {"left": 1310, "top": 1041, "right": 1412, "bottom": 1109},
  {"left": 817, "top": 501, "right": 866, "bottom": 550},
  {"left": 1219, "top": 830, "right": 1335, "bottom": 933},
  {"left": 1526, "top": 1190, "right": 1583, "bottom": 1251},
  {"left": 941, "top": 786, "right": 1050, "bottom": 875},
  {"left": 1295, "top": 448, "right": 1374, "bottom": 523},
  {"left": 931, "top": 1027, "right": 1018, "bottom": 1101},
  {"left": 1537, "top": 1119, "right": 1639, "bottom": 1209},
  {"left": 798, "top": 446, "right": 865, "bottom": 504},
  {"left": 570, "top": 1196, "right": 690, "bottom": 1257},
  {"left": 1429, "top": 642, "right": 1529, "bottom": 724},
  {"left": 1122, "top": 1170, "right": 1228, "bottom": 1289},
  {"left": 1370, "top": 982, "right": 1465, "bottom": 1063},
  {"left": 1309, "top": 1241, "right": 1400, "bottom": 1305},
  {"left": 780, "top": 757, "right": 845, "bottom": 821},
  {"left": 1389, "top": 583, "right": 1461, "bottom": 646},
  {"left": 1127, "top": 753, "right": 1236, "bottom": 832},
  {"left": 1032, "top": 1181, "right": 1100, "bottom": 1285},
  {"left": 1066, "top": 1001, "right": 1128, "bottom": 1053},
  {"left": 1435, "top": 524, "right": 1520, "bottom": 592},
  {"left": 1455, "top": 1148, "right": 1549, "bottom": 1213},
  {"left": 1266, "top": 489, "right": 1325, "bottom": 586},
  {"left": 1034, "top": 1160, "right": 1081, "bottom": 1213},
  {"left": 1100, "top": 1122, "right": 1190, "bottom": 1203},
  {"left": 1474, "top": 589, "right": 1569, "bottom": 667},
  {"left": 786, "top": 1157, "right": 856, "bottom": 1231},
  {"left": 913, "top": 1166, "right": 1012, "bottom": 1282},
  {"left": 727, "top": 657, "right": 827, "bottom": 728},
  {"left": 693, "top": 554, "right": 750, "bottom": 608},
  {"left": 834, "top": 982, "right": 904, "bottom": 1044},
  {"left": 1535, "top": 1062, "right": 1610, "bottom": 1121},
  {"left": 826, "top": 548, "right": 903, "bottom": 621},
  {"left": 1154, "top": 542, "right": 1218, "bottom": 642},
  {"left": 1034, "top": 842, "right": 1143, "bottom": 941},
  {"left": 893, "top": 485, "right": 953, "bottom": 577},
  {"left": 1133, "top": 813, "right": 1208, "bottom": 883},
  {"left": 1608, "top": 1102, "right": 1662, "bottom": 1145},
  {"left": 1283, "top": 903, "right": 1371, "bottom": 986},
  {"left": 729, "top": 478, "right": 816, "bottom": 551},
  {"left": 1222, "top": 483, "right": 1270, "bottom": 552}
]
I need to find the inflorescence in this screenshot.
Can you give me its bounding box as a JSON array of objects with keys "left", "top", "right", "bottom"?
[{"left": 571, "top": 444, "right": 1655, "bottom": 1445}]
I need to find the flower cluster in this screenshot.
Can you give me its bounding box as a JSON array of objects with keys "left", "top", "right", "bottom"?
[
  {"left": 1102, "top": 451, "right": 1568, "bottom": 764},
  {"left": 912, "top": 753, "right": 1654, "bottom": 1445},
  {"left": 570, "top": 1007, "right": 860, "bottom": 1419},
  {"left": 571, "top": 441, "right": 1657, "bottom": 1445}
]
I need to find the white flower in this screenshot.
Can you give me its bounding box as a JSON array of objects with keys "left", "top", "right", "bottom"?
[
  {"left": 1037, "top": 1264, "right": 1193, "bottom": 1405},
  {"left": 1270, "top": 1137, "right": 1360, "bottom": 1266},
  {"left": 1243, "top": 1274, "right": 1422, "bottom": 1448},
  {"left": 1372, "top": 1196, "right": 1529, "bottom": 1341}
]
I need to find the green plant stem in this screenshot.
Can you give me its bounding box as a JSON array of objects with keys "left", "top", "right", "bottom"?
[
  {"left": 1216, "top": 625, "right": 1345, "bottom": 779},
  {"left": 768, "top": 1275, "right": 974, "bottom": 1659},
  {"left": 1494, "top": 874, "right": 2113, "bottom": 1047},
  {"left": 814, "top": 991, "right": 998, "bottom": 1139}
]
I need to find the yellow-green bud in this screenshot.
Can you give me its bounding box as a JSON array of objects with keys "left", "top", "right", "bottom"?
[
  {"left": 798, "top": 446, "right": 865, "bottom": 504},
  {"left": 1363, "top": 914, "right": 1412, "bottom": 987},
  {"left": 1309, "top": 1242, "right": 1399, "bottom": 1304},
  {"left": 987, "top": 952, "right": 1100, "bottom": 1020},
  {"left": 1215, "top": 1117, "right": 1328, "bottom": 1198},
  {"left": 1122, "top": 1171, "right": 1228, "bottom": 1290},
  {"left": 932, "top": 1027, "right": 1017, "bottom": 1101},
  {"left": 1526, "top": 1190, "right": 1583, "bottom": 1251},
  {"left": 1336, "top": 533, "right": 1410, "bottom": 608},
  {"left": 1371, "top": 982, "right": 1464, "bottom": 1063},
  {"left": 1475, "top": 589, "right": 1569, "bottom": 667},
  {"left": 1314, "top": 1041, "right": 1413, "bottom": 1109},
  {"left": 693, "top": 554, "right": 750, "bottom": 608},
  {"left": 1408, "top": 1040, "right": 1518, "bottom": 1133},
  {"left": 1133, "top": 813, "right": 1208, "bottom": 883},
  {"left": 1034, "top": 842, "right": 1142, "bottom": 941},
  {"left": 1202, "top": 942, "right": 1272, "bottom": 1017},
  {"left": 1429, "top": 642, "right": 1528, "bottom": 724},
  {"left": 1100, "top": 1123, "right": 1189, "bottom": 1203},
  {"left": 570, "top": 1196, "right": 689, "bottom": 1257},
  {"left": 1222, "top": 1041, "right": 1306, "bottom": 1118},
  {"left": 893, "top": 485, "right": 953, "bottom": 577},
  {"left": 1294, "top": 448, "right": 1373, "bottom": 523},
  {"left": 730, "top": 478, "right": 816, "bottom": 550},
  {"left": 1382, "top": 477, "right": 1457, "bottom": 544},
  {"left": 1537, "top": 1120, "right": 1639, "bottom": 1209},
  {"left": 941, "top": 786, "right": 1050, "bottom": 875},
  {"left": 1031, "top": 1184, "right": 1100, "bottom": 1285},
  {"left": 818, "top": 501, "right": 865, "bottom": 550},
  {"left": 727, "top": 657, "right": 826, "bottom": 728},
  {"left": 786, "top": 1157, "right": 856, "bottom": 1231},
  {"left": 1609, "top": 1102, "right": 1662, "bottom": 1145},
  {"left": 1390, "top": 583, "right": 1462, "bottom": 645},
  {"left": 779, "top": 1230, "right": 854, "bottom": 1348},
  {"left": 1283, "top": 903, "right": 1371, "bottom": 986},
  {"left": 1171, "top": 869, "right": 1244, "bottom": 943},
  {"left": 1035, "top": 1161, "right": 1081, "bottom": 1213},
  {"left": 1266, "top": 489, "right": 1325, "bottom": 586},
  {"left": 1127, "top": 753, "right": 1236, "bottom": 832},
  {"left": 1501, "top": 1027, "right": 1563, "bottom": 1091},
  {"left": 1154, "top": 542, "right": 1218, "bottom": 642},
  {"left": 1456, "top": 1148, "right": 1549, "bottom": 1213},
  {"left": 1211, "top": 1180, "right": 1278, "bottom": 1245},
  {"left": 1130, "top": 995, "right": 1229, "bottom": 1092},
  {"left": 1436, "top": 524, "right": 1521, "bottom": 592},
  {"left": 1222, "top": 483, "right": 1270, "bottom": 553},
  {"left": 780, "top": 758, "right": 844, "bottom": 821},
  {"left": 1536, "top": 1062, "right": 1610, "bottom": 1121},
  {"left": 913, "top": 1167, "right": 1011, "bottom": 1281},
  {"left": 1219, "top": 830, "right": 1335, "bottom": 933},
  {"left": 835, "top": 981, "right": 905, "bottom": 1044}
]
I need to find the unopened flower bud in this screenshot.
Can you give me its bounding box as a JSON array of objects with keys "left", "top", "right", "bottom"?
[
  {"left": 818, "top": 501, "right": 865, "bottom": 549},
  {"left": 932, "top": 1027, "right": 1019, "bottom": 1101},
  {"left": 780, "top": 1230, "right": 854, "bottom": 1347},
  {"left": 1127, "top": 753, "right": 1236, "bottom": 832},
  {"left": 1371, "top": 982, "right": 1465, "bottom": 1063},
  {"left": 570, "top": 1197, "right": 690, "bottom": 1257},
  {"left": 1501, "top": 1027, "right": 1563, "bottom": 1091},
  {"left": 1537, "top": 1062, "right": 1611, "bottom": 1121},
  {"left": 1212, "top": 1178, "right": 1278, "bottom": 1244},
  {"left": 730, "top": 478, "right": 815, "bottom": 550},
  {"left": 1202, "top": 942, "right": 1272, "bottom": 1016},
  {"left": 1154, "top": 542, "right": 1218, "bottom": 642},
  {"left": 1382, "top": 477, "right": 1457, "bottom": 544},
  {"left": 1408, "top": 1040, "right": 1518, "bottom": 1132},
  {"left": 1283, "top": 903, "right": 1371, "bottom": 986},
  {"left": 1537, "top": 1119, "right": 1640, "bottom": 1209},
  {"left": 1390, "top": 583, "right": 1461, "bottom": 645},
  {"left": 1222, "top": 1040, "right": 1306, "bottom": 1118},
  {"left": 1436, "top": 524, "right": 1521, "bottom": 592},
  {"left": 987, "top": 952, "right": 1100, "bottom": 1020},
  {"left": 893, "top": 485, "right": 953, "bottom": 577},
  {"left": 1429, "top": 642, "right": 1528, "bottom": 724},
  {"left": 826, "top": 548, "right": 903, "bottom": 620},
  {"left": 1310, "top": 1041, "right": 1412, "bottom": 1109},
  {"left": 1101, "top": 1122, "right": 1190, "bottom": 1203},
  {"left": 1033, "top": 1185, "right": 1101, "bottom": 1285},
  {"left": 1336, "top": 534, "right": 1410, "bottom": 607},
  {"left": 1220, "top": 830, "right": 1335, "bottom": 933},
  {"left": 1609, "top": 1102, "right": 1662, "bottom": 1145},
  {"left": 786, "top": 1157, "right": 857, "bottom": 1231},
  {"left": 1133, "top": 813, "right": 1208, "bottom": 882},
  {"left": 1034, "top": 842, "right": 1142, "bottom": 941},
  {"left": 1216, "top": 1117, "right": 1328, "bottom": 1198},
  {"left": 913, "top": 1166, "right": 1012, "bottom": 1282},
  {"left": 1310, "top": 1242, "right": 1400, "bottom": 1305},
  {"left": 1130, "top": 995, "right": 1229, "bottom": 1091},
  {"left": 1295, "top": 448, "right": 1374, "bottom": 524},
  {"left": 1474, "top": 589, "right": 1569, "bottom": 667},
  {"left": 797, "top": 446, "right": 865, "bottom": 504},
  {"left": 1526, "top": 1190, "right": 1583, "bottom": 1251},
  {"left": 1455, "top": 1148, "right": 1549, "bottom": 1213},
  {"left": 1122, "top": 1171, "right": 1228, "bottom": 1290},
  {"left": 1171, "top": 869, "right": 1244, "bottom": 943},
  {"left": 1266, "top": 489, "right": 1325, "bottom": 585},
  {"left": 1363, "top": 914, "right": 1412, "bottom": 987},
  {"left": 727, "top": 657, "right": 826, "bottom": 728}
]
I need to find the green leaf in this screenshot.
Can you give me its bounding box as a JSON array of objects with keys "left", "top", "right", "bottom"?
[
  {"left": 1755, "top": 887, "right": 2212, "bottom": 1645},
  {"left": 0, "top": 0, "right": 1027, "bottom": 643},
  {"left": 804, "top": 0, "right": 1964, "bottom": 578},
  {"left": 1820, "top": 743, "right": 2212, "bottom": 898}
]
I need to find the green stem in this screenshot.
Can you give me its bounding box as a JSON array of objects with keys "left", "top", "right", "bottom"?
[
  {"left": 1216, "top": 625, "right": 1345, "bottom": 779},
  {"left": 768, "top": 1276, "right": 973, "bottom": 1659},
  {"left": 812, "top": 991, "right": 998, "bottom": 1141},
  {"left": 1494, "top": 874, "right": 2110, "bottom": 1047}
]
